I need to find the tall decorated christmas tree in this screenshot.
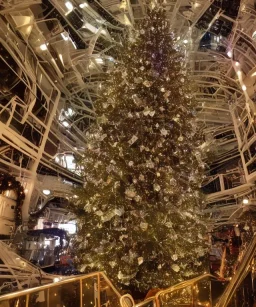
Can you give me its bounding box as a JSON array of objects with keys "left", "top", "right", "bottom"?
[{"left": 72, "top": 3, "right": 208, "bottom": 292}]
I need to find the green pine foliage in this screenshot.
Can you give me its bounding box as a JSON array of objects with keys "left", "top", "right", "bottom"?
[{"left": 71, "top": 6, "right": 208, "bottom": 292}]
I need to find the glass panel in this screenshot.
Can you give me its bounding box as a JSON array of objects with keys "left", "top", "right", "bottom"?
[
  {"left": 159, "top": 286, "right": 192, "bottom": 306},
  {"left": 82, "top": 277, "right": 96, "bottom": 307},
  {"left": 99, "top": 276, "right": 121, "bottom": 307},
  {"left": 194, "top": 279, "right": 211, "bottom": 306},
  {"left": 28, "top": 289, "right": 48, "bottom": 307},
  {"left": 49, "top": 280, "right": 80, "bottom": 307},
  {"left": 0, "top": 296, "right": 27, "bottom": 307}
]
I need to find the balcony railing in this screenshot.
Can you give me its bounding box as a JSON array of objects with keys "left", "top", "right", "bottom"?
[
  {"left": 0, "top": 271, "right": 122, "bottom": 307},
  {"left": 0, "top": 270, "right": 222, "bottom": 307}
]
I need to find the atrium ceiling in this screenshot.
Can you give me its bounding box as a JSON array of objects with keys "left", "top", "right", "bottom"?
[{"left": 0, "top": 0, "right": 255, "bottom": 228}]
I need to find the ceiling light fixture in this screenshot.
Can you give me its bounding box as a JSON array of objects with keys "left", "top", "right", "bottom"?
[
  {"left": 95, "top": 58, "right": 104, "bottom": 64},
  {"left": 62, "top": 121, "right": 70, "bottom": 127},
  {"left": 83, "top": 22, "right": 98, "bottom": 33},
  {"left": 40, "top": 44, "right": 47, "bottom": 51},
  {"left": 43, "top": 189, "right": 51, "bottom": 195},
  {"left": 242, "top": 84, "right": 247, "bottom": 91},
  {"left": 243, "top": 198, "right": 249, "bottom": 204},
  {"left": 79, "top": 3, "right": 88, "bottom": 8},
  {"left": 227, "top": 51, "right": 232, "bottom": 58}
]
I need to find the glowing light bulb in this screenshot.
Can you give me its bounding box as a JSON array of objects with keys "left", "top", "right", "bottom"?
[
  {"left": 40, "top": 44, "right": 47, "bottom": 51},
  {"left": 79, "top": 3, "right": 88, "bottom": 8},
  {"left": 62, "top": 121, "right": 69, "bottom": 127},
  {"left": 43, "top": 189, "right": 51, "bottom": 195},
  {"left": 65, "top": 1, "right": 73, "bottom": 11}
]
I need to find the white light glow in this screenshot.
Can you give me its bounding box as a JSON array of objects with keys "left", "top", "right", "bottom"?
[
  {"left": 242, "top": 84, "right": 247, "bottom": 91},
  {"left": 59, "top": 222, "right": 77, "bottom": 234},
  {"left": 40, "top": 44, "right": 47, "bottom": 51},
  {"left": 61, "top": 32, "right": 69, "bottom": 41},
  {"left": 44, "top": 240, "right": 51, "bottom": 246},
  {"left": 83, "top": 22, "right": 98, "bottom": 33},
  {"left": 95, "top": 58, "right": 104, "bottom": 64},
  {"left": 43, "top": 189, "right": 51, "bottom": 195},
  {"left": 237, "top": 70, "right": 241, "bottom": 76},
  {"left": 235, "top": 61, "right": 240, "bottom": 66},
  {"left": 59, "top": 54, "right": 64, "bottom": 66},
  {"left": 62, "top": 121, "right": 70, "bottom": 127},
  {"left": 101, "top": 29, "right": 107, "bottom": 35},
  {"left": 65, "top": 1, "right": 73, "bottom": 11},
  {"left": 65, "top": 108, "right": 75, "bottom": 117},
  {"left": 183, "top": 39, "right": 188, "bottom": 44},
  {"left": 79, "top": 2, "right": 88, "bottom": 8},
  {"left": 243, "top": 198, "right": 249, "bottom": 204},
  {"left": 227, "top": 51, "right": 232, "bottom": 58},
  {"left": 53, "top": 277, "right": 60, "bottom": 283}
]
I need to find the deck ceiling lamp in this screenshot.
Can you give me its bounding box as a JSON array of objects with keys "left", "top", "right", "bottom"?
[
  {"left": 62, "top": 121, "right": 69, "bottom": 127},
  {"left": 40, "top": 44, "right": 47, "bottom": 51},
  {"left": 43, "top": 189, "right": 51, "bottom": 196}
]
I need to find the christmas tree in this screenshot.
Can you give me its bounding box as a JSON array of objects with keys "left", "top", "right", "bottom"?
[{"left": 72, "top": 4, "right": 207, "bottom": 292}]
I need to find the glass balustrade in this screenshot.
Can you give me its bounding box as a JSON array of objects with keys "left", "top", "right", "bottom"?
[
  {"left": 154, "top": 274, "right": 224, "bottom": 307},
  {"left": 0, "top": 272, "right": 121, "bottom": 307},
  {"left": 0, "top": 273, "right": 229, "bottom": 307}
]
